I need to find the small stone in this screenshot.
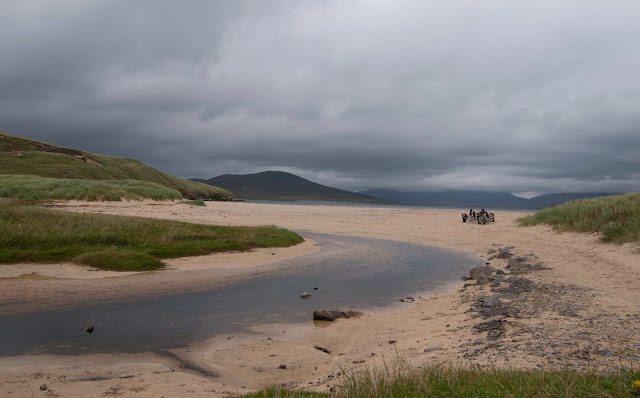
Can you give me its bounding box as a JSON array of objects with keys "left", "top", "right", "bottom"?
[
  {"left": 314, "top": 345, "right": 331, "bottom": 354},
  {"left": 300, "top": 292, "right": 311, "bottom": 299},
  {"left": 278, "top": 364, "right": 287, "bottom": 370},
  {"left": 40, "top": 384, "right": 47, "bottom": 391},
  {"left": 477, "top": 275, "right": 489, "bottom": 285},
  {"left": 423, "top": 347, "right": 444, "bottom": 353},
  {"left": 497, "top": 251, "right": 513, "bottom": 259},
  {"left": 482, "top": 295, "right": 501, "bottom": 308},
  {"left": 388, "top": 340, "right": 397, "bottom": 344},
  {"left": 86, "top": 326, "right": 94, "bottom": 334}
]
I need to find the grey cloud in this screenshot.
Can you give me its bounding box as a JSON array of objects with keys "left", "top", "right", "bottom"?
[{"left": 1, "top": 0, "right": 639, "bottom": 195}]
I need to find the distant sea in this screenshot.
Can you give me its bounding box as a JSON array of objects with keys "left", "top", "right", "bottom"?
[{"left": 245, "top": 200, "right": 538, "bottom": 213}]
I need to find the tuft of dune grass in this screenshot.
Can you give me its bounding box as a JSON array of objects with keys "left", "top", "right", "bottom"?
[
  {"left": 0, "top": 199, "right": 303, "bottom": 271},
  {"left": 517, "top": 192, "right": 640, "bottom": 243},
  {"left": 237, "top": 361, "right": 640, "bottom": 398},
  {"left": 0, "top": 174, "right": 182, "bottom": 201},
  {"left": 334, "top": 361, "right": 640, "bottom": 398}
]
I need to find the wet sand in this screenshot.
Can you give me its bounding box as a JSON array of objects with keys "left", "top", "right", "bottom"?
[{"left": 1, "top": 200, "right": 639, "bottom": 397}]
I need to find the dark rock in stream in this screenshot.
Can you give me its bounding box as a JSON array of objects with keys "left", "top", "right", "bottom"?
[
  {"left": 313, "top": 310, "right": 349, "bottom": 321},
  {"left": 400, "top": 296, "right": 415, "bottom": 303}
]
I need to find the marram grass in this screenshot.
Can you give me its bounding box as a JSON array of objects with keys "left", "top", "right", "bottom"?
[
  {"left": 0, "top": 174, "right": 182, "bottom": 201},
  {"left": 518, "top": 192, "right": 640, "bottom": 243},
  {"left": 0, "top": 200, "right": 303, "bottom": 271},
  {"left": 238, "top": 361, "right": 640, "bottom": 398}
]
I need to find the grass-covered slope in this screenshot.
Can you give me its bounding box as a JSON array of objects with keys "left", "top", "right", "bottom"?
[
  {"left": 0, "top": 132, "right": 234, "bottom": 200},
  {"left": 518, "top": 192, "right": 640, "bottom": 243},
  {"left": 0, "top": 175, "right": 183, "bottom": 201},
  {"left": 0, "top": 200, "right": 303, "bottom": 271}
]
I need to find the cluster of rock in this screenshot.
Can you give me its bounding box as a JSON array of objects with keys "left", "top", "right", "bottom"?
[
  {"left": 469, "top": 264, "right": 497, "bottom": 286},
  {"left": 466, "top": 246, "right": 542, "bottom": 288}
]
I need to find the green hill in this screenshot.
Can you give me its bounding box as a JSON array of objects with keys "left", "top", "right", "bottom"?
[
  {"left": 192, "top": 171, "right": 398, "bottom": 204},
  {"left": 0, "top": 132, "right": 234, "bottom": 200}
]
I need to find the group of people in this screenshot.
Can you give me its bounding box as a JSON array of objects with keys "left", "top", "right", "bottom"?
[
  {"left": 462, "top": 208, "right": 495, "bottom": 223},
  {"left": 469, "top": 208, "right": 490, "bottom": 218}
]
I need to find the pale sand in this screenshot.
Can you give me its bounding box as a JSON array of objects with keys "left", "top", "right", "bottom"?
[{"left": 1, "top": 200, "right": 639, "bottom": 397}]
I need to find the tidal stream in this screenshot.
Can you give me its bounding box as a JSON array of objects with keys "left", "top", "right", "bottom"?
[{"left": 0, "top": 232, "right": 483, "bottom": 356}]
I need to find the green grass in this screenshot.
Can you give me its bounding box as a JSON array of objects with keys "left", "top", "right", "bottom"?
[
  {"left": 0, "top": 132, "right": 234, "bottom": 200},
  {"left": 0, "top": 200, "right": 303, "bottom": 271},
  {"left": 0, "top": 174, "right": 183, "bottom": 201},
  {"left": 238, "top": 362, "right": 640, "bottom": 398},
  {"left": 239, "top": 389, "right": 328, "bottom": 398},
  {"left": 517, "top": 192, "right": 640, "bottom": 243},
  {"left": 178, "top": 199, "right": 206, "bottom": 206}
]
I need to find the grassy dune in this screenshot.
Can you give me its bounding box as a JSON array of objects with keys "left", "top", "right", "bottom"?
[
  {"left": 0, "top": 175, "right": 183, "bottom": 201},
  {"left": 239, "top": 363, "right": 640, "bottom": 398},
  {"left": 0, "top": 132, "right": 233, "bottom": 200},
  {"left": 0, "top": 200, "right": 303, "bottom": 271},
  {"left": 518, "top": 192, "right": 640, "bottom": 243}
]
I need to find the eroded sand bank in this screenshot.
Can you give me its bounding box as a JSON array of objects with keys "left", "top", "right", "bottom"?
[{"left": 1, "top": 200, "right": 639, "bottom": 397}]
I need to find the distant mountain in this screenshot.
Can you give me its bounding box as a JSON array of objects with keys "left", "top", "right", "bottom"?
[
  {"left": 0, "top": 132, "right": 234, "bottom": 200},
  {"left": 191, "top": 171, "right": 398, "bottom": 204},
  {"left": 359, "top": 188, "right": 620, "bottom": 210}
]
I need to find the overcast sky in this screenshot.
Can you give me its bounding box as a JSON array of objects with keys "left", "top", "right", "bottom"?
[{"left": 2, "top": 1, "right": 639, "bottom": 196}]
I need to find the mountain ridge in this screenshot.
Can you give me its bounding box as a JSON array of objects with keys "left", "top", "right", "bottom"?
[
  {"left": 191, "top": 171, "right": 397, "bottom": 204},
  {"left": 359, "top": 188, "right": 620, "bottom": 210}
]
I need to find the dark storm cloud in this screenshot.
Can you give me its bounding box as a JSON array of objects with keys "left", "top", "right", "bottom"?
[{"left": 1, "top": 0, "right": 639, "bottom": 194}]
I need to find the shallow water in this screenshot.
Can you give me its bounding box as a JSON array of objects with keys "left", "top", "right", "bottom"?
[{"left": 0, "top": 232, "right": 483, "bottom": 356}]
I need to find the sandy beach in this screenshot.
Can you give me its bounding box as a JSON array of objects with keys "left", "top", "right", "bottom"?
[{"left": 1, "top": 200, "right": 639, "bottom": 397}]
